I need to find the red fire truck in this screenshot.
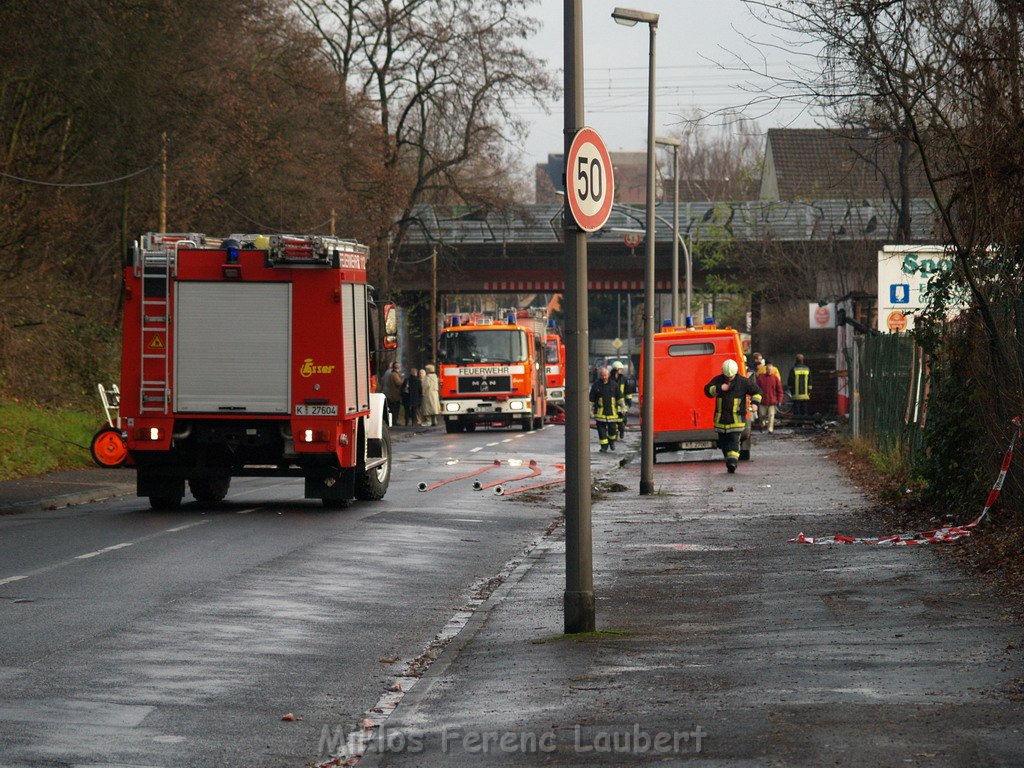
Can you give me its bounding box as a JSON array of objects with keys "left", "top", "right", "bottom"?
[
  {"left": 90, "top": 232, "right": 397, "bottom": 509},
  {"left": 639, "top": 322, "right": 753, "bottom": 462},
  {"left": 437, "top": 311, "right": 547, "bottom": 432},
  {"left": 544, "top": 332, "right": 566, "bottom": 408}
]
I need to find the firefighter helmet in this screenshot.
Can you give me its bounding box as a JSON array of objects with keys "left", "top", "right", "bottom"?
[
  {"left": 722, "top": 359, "right": 738, "bottom": 378},
  {"left": 611, "top": 360, "right": 625, "bottom": 370}
]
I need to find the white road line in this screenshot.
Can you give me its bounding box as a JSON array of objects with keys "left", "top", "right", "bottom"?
[
  {"left": 452, "top": 518, "right": 484, "bottom": 523},
  {"left": 486, "top": 442, "right": 500, "bottom": 447},
  {"left": 0, "top": 519, "right": 212, "bottom": 589},
  {"left": 75, "top": 542, "right": 134, "bottom": 560},
  {"left": 514, "top": 434, "right": 526, "bottom": 439},
  {"left": 235, "top": 507, "right": 258, "bottom": 515},
  {"left": 166, "top": 521, "right": 212, "bottom": 532},
  {"left": 501, "top": 438, "right": 514, "bottom": 443},
  {"left": 469, "top": 447, "right": 483, "bottom": 453}
]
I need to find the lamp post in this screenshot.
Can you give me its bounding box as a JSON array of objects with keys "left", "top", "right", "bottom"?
[
  {"left": 612, "top": 6, "right": 659, "bottom": 496},
  {"left": 655, "top": 136, "right": 685, "bottom": 325}
]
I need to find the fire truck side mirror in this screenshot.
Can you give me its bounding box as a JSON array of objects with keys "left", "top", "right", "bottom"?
[{"left": 383, "top": 303, "right": 398, "bottom": 350}]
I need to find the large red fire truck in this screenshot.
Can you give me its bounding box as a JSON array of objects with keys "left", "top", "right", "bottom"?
[
  {"left": 90, "top": 232, "right": 397, "bottom": 509},
  {"left": 544, "top": 331, "right": 566, "bottom": 408},
  {"left": 639, "top": 322, "right": 753, "bottom": 462},
  {"left": 437, "top": 310, "right": 547, "bottom": 432}
]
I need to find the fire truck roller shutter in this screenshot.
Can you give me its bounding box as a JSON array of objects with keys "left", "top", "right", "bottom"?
[
  {"left": 341, "top": 282, "right": 371, "bottom": 413},
  {"left": 174, "top": 282, "right": 291, "bottom": 413}
]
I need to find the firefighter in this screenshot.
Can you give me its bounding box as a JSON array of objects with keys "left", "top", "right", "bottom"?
[
  {"left": 704, "top": 358, "right": 762, "bottom": 473},
  {"left": 589, "top": 366, "right": 623, "bottom": 452},
  {"left": 787, "top": 354, "right": 812, "bottom": 417},
  {"left": 610, "top": 360, "right": 632, "bottom": 430}
]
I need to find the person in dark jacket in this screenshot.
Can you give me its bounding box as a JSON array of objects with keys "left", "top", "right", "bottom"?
[
  {"left": 704, "top": 358, "right": 762, "bottom": 473},
  {"left": 589, "top": 367, "right": 623, "bottom": 452},
  {"left": 610, "top": 360, "right": 633, "bottom": 429},
  {"left": 787, "top": 354, "right": 812, "bottom": 417},
  {"left": 401, "top": 370, "right": 423, "bottom": 426}
]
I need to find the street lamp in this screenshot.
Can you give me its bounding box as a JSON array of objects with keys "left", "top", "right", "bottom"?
[
  {"left": 655, "top": 136, "right": 688, "bottom": 326},
  {"left": 613, "top": 4, "right": 659, "bottom": 496}
]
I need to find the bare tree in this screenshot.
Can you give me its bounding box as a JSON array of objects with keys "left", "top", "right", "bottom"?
[
  {"left": 661, "top": 112, "right": 763, "bottom": 201},
  {"left": 294, "top": 0, "right": 558, "bottom": 294}
]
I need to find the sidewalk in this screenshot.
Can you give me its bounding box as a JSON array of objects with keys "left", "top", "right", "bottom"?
[
  {"left": 0, "top": 467, "right": 137, "bottom": 515},
  {"left": 357, "top": 430, "right": 1024, "bottom": 767}
]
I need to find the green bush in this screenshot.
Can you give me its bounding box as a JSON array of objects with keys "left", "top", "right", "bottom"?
[{"left": 0, "top": 401, "right": 99, "bottom": 481}]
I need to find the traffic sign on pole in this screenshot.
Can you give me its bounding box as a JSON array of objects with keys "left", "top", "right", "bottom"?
[
  {"left": 566, "top": 127, "right": 615, "bottom": 232},
  {"left": 623, "top": 232, "right": 642, "bottom": 248}
]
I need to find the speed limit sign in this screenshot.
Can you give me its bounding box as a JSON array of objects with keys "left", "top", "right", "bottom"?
[{"left": 566, "top": 127, "right": 615, "bottom": 232}]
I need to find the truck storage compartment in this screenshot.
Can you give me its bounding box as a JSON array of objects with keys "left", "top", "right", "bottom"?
[{"left": 174, "top": 282, "right": 292, "bottom": 413}]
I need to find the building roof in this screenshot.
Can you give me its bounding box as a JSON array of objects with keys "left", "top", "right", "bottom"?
[{"left": 761, "top": 128, "right": 932, "bottom": 201}]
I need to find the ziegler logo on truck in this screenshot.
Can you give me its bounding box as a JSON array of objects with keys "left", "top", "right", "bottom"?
[{"left": 300, "top": 358, "right": 337, "bottom": 377}]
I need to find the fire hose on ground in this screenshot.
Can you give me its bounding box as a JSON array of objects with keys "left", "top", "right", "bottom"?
[
  {"left": 417, "top": 460, "right": 501, "bottom": 492},
  {"left": 474, "top": 460, "right": 541, "bottom": 495}
]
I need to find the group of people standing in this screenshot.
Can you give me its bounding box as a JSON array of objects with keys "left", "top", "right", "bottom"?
[{"left": 381, "top": 363, "right": 442, "bottom": 427}]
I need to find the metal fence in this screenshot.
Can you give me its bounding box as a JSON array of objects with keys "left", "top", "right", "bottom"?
[{"left": 851, "top": 333, "right": 928, "bottom": 455}]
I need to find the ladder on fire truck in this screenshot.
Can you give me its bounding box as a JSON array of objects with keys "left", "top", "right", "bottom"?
[{"left": 135, "top": 233, "right": 203, "bottom": 414}]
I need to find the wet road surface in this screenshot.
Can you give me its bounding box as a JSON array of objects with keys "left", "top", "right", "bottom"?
[{"left": 0, "top": 423, "right": 581, "bottom": 767}]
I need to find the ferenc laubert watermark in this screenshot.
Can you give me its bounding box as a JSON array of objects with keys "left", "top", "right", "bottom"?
[{"left": 319, "top": 723, "right": 706, "bottom": 757}]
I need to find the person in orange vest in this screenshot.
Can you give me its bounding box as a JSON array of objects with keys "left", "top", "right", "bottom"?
[
  {"left": 705, "top": 359, "right": 762, "bottom": 473},
  {"left": 756, "top": 360, "right": 785, "bottom": 433},
  {"left": 787, "top": 354, "right": 812, "bottom": 417}
]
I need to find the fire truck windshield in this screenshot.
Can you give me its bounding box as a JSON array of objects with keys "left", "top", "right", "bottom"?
[
  {"left": 545, "top": 339, "right": 560, "bottom": 363},
  {"left": 440, "top": 329, "right": 527, "bottom": 363}
]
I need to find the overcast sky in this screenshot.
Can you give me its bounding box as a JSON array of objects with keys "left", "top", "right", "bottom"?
[{"left": 513, "top": 0, "right": 823, "bottom": 170}]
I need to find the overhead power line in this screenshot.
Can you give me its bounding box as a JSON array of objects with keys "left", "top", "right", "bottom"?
[{"left": 0, "top": 164, "right": 156, "bottom": 188}]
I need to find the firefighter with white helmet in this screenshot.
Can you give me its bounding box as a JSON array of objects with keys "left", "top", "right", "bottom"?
[
  {"left": 704, "top": 358, "right": 762, "bottom": 473},
  {"left": 610, "top": 359, "right": 632, "bottom": 430}
]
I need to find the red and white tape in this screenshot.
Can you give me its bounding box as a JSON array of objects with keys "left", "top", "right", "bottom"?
[{"left": 790, "top": 416, "right": 1022, "bottom": 546}]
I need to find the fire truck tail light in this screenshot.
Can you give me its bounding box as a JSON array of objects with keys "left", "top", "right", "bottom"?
[
  {"left": 135, "top": 427, "right": 161, "bottom": 441},
  {"left": 338, "top": 433, "right": 349, "bottom": 446},
  {"left": 303, "top": 429, "right": 330, "bottom": 443},
  {"left": 444, "top": 402, "right": 460, "bottom": 413}
]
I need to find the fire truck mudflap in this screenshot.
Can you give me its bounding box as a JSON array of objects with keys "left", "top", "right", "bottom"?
[{"left": 94, "top": 232, "right": 396, "bottom": 510}]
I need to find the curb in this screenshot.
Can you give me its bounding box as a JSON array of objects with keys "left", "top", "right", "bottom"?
[
  {"left": 0, "top": 484, "right": 136, "bottom": 516},
  {"left": 352, "top": 534, "right": 555, "bottom": 768}
]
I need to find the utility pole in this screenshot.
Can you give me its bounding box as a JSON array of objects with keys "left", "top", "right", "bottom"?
[
  {"left": 563, "top": 0, "right": 595, "bottom": 634},
  {"left": 431, "top": 246, "right": 438, "bottom": 366},
  {"left": 159, "top": 132, "right": 168, "bottom": 233}
]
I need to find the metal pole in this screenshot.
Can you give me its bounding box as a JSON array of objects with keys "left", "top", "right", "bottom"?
[
  {"left": 686, "top": 203, "right": 693, "bottom": 322},
  {"left": 671, "top": 144, "right": 679, "bottom": 326},
  {"left": 431, "top": 246, "right": 437, "bottom": 366},
  {"left": 563, "top": 0, "right": 595, "bottom": 634},
  {"left": 640, "top": 20, "right": 657, "bottom": 496}
]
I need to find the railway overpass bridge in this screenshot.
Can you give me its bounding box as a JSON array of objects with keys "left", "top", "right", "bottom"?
[{"left": 394, "top": 198, "right": 940, "bottom": 296}]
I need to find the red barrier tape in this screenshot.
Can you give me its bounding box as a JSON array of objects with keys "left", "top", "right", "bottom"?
[{"left": 790, "top": 416, "right": 1022, "bottom": 546}]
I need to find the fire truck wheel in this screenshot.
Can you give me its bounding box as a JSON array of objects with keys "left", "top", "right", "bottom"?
[
  {"left": 532, "top": 416, "right": 544, "bottom": 430},
  {"left": 521, "top": 418, "right": 533, "bottom": 432},
  {"left": 188, "top": 476, "right": 231, "bottom": 504},
  {"left": 355, "top": 422, "right": 392, "bottom": 501},
  {"left": 445, "top": 420, "right": 460, "bottom": 434},
  {"left": 148, "top": 487, "right": 183, "bottom": 510}
]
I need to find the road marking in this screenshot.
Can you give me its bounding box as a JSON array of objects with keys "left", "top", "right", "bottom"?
[
  {"left": 0, "top": 519, "right": 212, "bottom": 589},
  {"left": 452, "top": 518, "right": 484, "bottom": 523},
  {"left": 486, "top": 442, "right": 500, "bottom": 447},
  {"left": 235, "top": 507, "right": 258, "bottom": 515},
  {"left": 165, "top": 521, "right": 210, "bottom": 532},
  {"left": 514, "top": 434, "right": 526, "bottom": 439},
  {"left": 75, "top": 542, "right": 134, "bottom": 560},
  {"left": 501, "top": 438, "right": 514, "bottom": 443},
  {"left": 469, "top": 447, "right": 483, "bottom": 453}
]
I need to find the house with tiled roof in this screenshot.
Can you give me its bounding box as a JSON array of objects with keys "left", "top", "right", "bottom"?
[{"left": 760, "top": 128, "right": 931, "bottom": 202}]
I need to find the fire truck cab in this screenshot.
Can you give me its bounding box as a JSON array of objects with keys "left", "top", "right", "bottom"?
[
  {"left": 91, "top": 232, "right": 397, "bottom": 509},
  {"left": 544, "top": 332, "right": 566, "bottom": 407},
  {"left": 437, "top": 312, "right": 547, "bottom": 432},
  {"left": 640, "top": 323, "right": 753, "bottom": 461}
]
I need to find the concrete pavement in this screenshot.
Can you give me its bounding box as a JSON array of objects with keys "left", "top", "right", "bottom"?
[{"left": 345, "top": 430, "right": 1024, "bottom": 768}]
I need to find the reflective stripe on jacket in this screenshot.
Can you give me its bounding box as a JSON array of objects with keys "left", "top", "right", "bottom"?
[
  {"left": 789, "top": 365, "right": 811, "bottom": 400},
  {"left": 704, "top": 374, "right": 762, "bottom": 432}
]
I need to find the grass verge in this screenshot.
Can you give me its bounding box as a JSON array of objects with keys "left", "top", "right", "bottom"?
[{"left": 0, "top": 401, "right": 99, "bottom": 481}]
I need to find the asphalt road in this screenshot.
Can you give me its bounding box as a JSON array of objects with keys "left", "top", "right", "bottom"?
[{"left": 0, "top": 423, "right": 585, "bottom": 767}]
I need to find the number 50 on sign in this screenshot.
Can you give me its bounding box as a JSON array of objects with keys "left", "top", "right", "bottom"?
[{"left": 566, "top": 127, "right": 615, "bottom": 232}]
